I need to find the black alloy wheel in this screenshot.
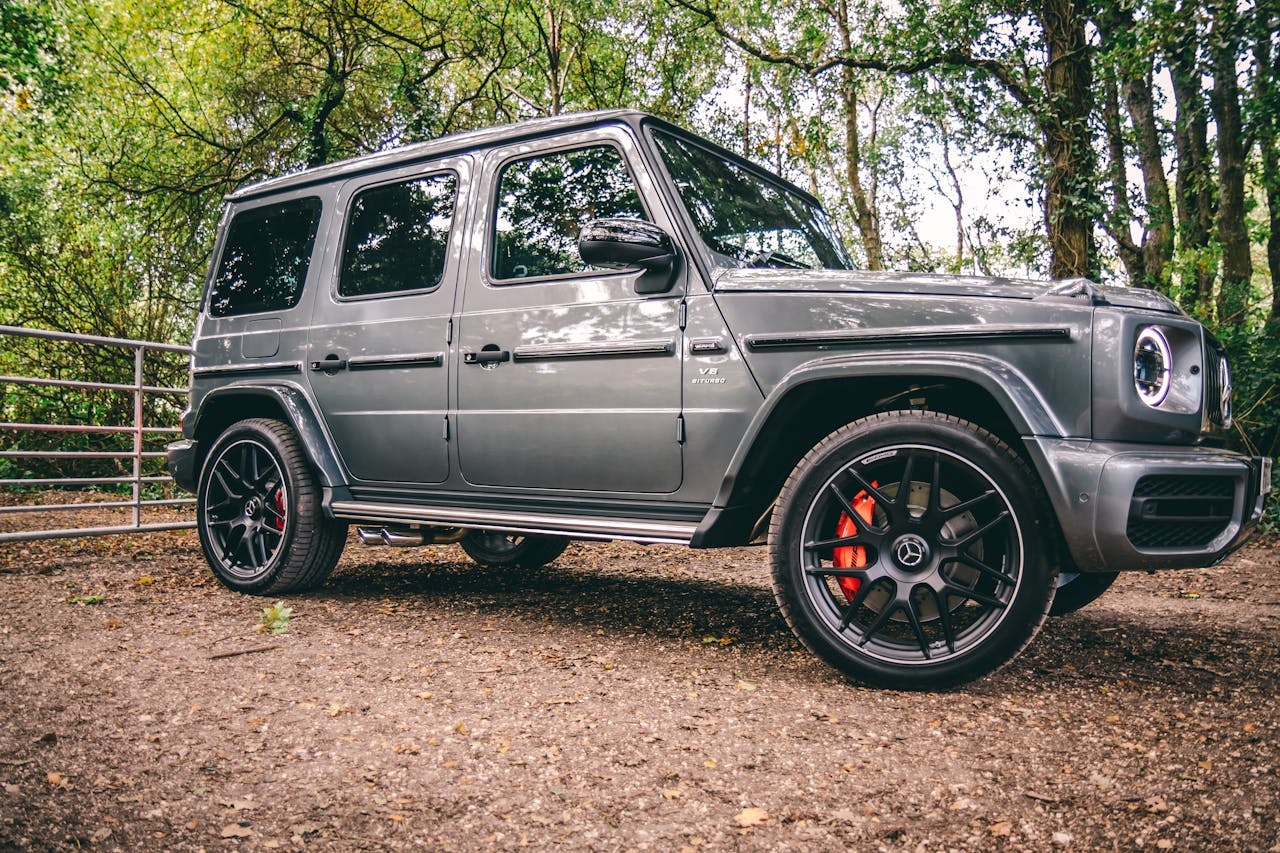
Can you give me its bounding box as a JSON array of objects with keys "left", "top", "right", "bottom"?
[
  {"left": 1049, "top": 570, "right": 1119, "bottom": 616},
  {"left": 771, "top": 411, "right": 1057, "bottom": 689},
  {"left": 197, "top": 418, "right": 345, "bottom": 594},
  {"left": 459, "top": 530, "right": 570, "bottom": 569}
]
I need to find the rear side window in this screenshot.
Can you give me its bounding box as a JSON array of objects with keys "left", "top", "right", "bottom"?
[
  {"left": 491, "top": 145, "right": 647, "bottom": 280},
  {"left": 339, "top": 173, "right": 458, "bottom": 298},
  {"left": 209, "top": 197, "right": 322, "bottom": 317}
]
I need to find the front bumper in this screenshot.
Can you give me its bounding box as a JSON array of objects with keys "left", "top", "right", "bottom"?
[
  {"left": 166, "top": 439, "right": 199, "bottom": 494},
  {"left": 1026, "top": 438, "right": 1269, "bottom": 572}
]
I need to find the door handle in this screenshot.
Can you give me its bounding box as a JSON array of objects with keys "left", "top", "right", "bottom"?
[
  {"left": 463, "top": 349, "right": 510, "bottom": 366},
  {"left": 309, "top": 354, "right": 348, "bottom": 373}
]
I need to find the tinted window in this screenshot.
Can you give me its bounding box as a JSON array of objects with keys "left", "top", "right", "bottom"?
[
  {"left": 653, "top": 131, "right": 852, "bottom": 270},
  {"left": 340, "top": 174, "right": 458, "bottom": 298},
  {"left": 491, "top": 145, "right": 647, "bottom": 280},
  {"left": 209, "top": 197, "right": 322, "bottom": 317}
]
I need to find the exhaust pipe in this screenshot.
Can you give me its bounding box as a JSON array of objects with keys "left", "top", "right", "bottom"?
[{"left": 356, "top": 526, "right": 426, "bottom": 547}]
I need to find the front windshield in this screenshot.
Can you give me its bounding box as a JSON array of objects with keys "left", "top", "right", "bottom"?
[{"left": 652, "top": 129, "right": 853, "bottom": 271}]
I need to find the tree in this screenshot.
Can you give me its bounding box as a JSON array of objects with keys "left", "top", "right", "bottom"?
[{"left": 673, "top": 0, "right": 1100, "bottom": 279}]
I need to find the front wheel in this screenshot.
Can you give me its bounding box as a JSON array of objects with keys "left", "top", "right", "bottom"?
[
  {"left": 1049, "top": 570, "right": 1119, "bottom": 616},
  {"left": 459, "top": 531, "right": 570, "bottom": 569},
  {"left": 770, "top": 411, "right": 1057, "bottom": 690},
  {"left": 196, "top": 418, "right": 346, "bottom": 594}
]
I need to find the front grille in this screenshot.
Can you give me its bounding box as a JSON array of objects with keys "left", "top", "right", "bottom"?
[
  {"left": 1203, "top": 337, "right": 1230, "bottom": 429},
  {"left": 1126, "top": 475, "right": 1235, "bottom": 549}
]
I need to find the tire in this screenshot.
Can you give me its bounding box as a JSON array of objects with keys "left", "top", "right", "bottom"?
[
  {"left": 459, "top": 530, "right": 570, "bottom": 569},
  {"left": 196, "top": 418, "right": 346, "bottom": 594},
  {"left": 1049, "top": 570, "right": 1119, "bottom": 616},
  {"left": 769, "top": 411, "right": 1058, "bottom": 690}
]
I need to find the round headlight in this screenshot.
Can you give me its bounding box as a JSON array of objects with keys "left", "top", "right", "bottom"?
[
  {"left": 1219, "top": 354, "right": 1233, "bottom": 429},
  {"left": 1134, "top": 327, "right": 1172, "bottom": 407}
]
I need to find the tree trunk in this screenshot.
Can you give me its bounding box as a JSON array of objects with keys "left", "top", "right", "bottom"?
[
  {"left": 1095, "top": 0, "right": 1173, "bottom": 290},
  {"left": 1102, "top": 75, "right": 1143, "bottom": 281},
  {"left": 1255, "top": 16, "right": 1280, "bottom": 320},
  {"left": 1209, "top": 1, "right": 1252, "bottom": 321},
  {"left": 1037, "top": 0, "right": 1096, "bottom": 280},
  {"left": 835, "top": 0, "right": 883, "bottom": 270},
  {"left": 1164, "top": 6, "right": 1216, "bottom": 306},
  {"left": 1123, "top": 72, "right": 1174, "bottom": 289}
]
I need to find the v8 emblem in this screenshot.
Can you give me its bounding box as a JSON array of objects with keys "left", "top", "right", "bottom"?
[{"left": 698, "top": 367, "right": 719, "bottom": 376}]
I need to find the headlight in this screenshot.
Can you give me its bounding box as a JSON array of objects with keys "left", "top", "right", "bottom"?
[
  {"left": 1218, "top": 354, "right": 1233, "bottom": 429},
  {"left": 1134, "top": 326, "right": 1172, "bottom": 407}
]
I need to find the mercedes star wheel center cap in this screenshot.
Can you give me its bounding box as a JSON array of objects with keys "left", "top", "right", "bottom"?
[{"left": 892, "top": 534, "right": 931, "bottom": 570}]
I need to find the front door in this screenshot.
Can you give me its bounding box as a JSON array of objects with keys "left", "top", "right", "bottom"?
[
  {"left": 455, "top": 129, "right": 683, "bottom": 494},
  {"left": 307, "top": 157, "right": 467, "bottom": 485}
]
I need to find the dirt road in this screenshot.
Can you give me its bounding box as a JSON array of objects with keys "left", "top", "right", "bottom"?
[{"left": 1, "top": 528, "right": 1278, "bottom": 850}]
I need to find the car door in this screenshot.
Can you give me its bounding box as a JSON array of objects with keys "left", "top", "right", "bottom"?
[
  {"left": 454, "top": 128, "right": 684, "bottom": 494},
  {"left": 306, "top": 156, "right": 468, "bottom": 485}
]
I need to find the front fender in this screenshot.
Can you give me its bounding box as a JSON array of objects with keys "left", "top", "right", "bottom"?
[{"left": 691, "top": 352, "right": 1070, "bottom": 547}]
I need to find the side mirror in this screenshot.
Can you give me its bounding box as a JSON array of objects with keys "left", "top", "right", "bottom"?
[{"left": 578, "top": 218, "right": 678, "bottom": 294}]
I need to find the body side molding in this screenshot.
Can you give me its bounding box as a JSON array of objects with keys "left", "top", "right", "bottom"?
[
  {"left": 512, "top": 338, "right": 675, "bottom": 361},
  {"left": 744, "top": 325, "right": 1072, "bottom": 352}
]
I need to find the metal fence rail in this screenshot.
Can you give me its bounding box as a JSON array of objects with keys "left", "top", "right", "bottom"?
[{"left": 0, "top": 325, "right": 194, "bottom": 543}]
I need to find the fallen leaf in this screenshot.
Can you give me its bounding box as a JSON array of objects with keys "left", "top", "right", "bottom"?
[
  {"left": 221, "top": 824, "right": 253, "bottom": 838},
  {"left": 135, "top": 576, "right": 154, "bottom": 586},
  {"left": 415, "top": 692, "right": 433, "bottom": 700},
  {"left": 990, "top": 821, "right": 1013, "bottom": 836},
  {"left": 734, "top": 681, "right": 756, "bottom": 692},
  {"left": 45, "top": 772, "right": 68, "bottom": 789},
  {"left": 734, "top": 807, "right": 769, "bottom": 827},
  {"left": 661, "top": 788, "right": 681, "bottom": 800}
]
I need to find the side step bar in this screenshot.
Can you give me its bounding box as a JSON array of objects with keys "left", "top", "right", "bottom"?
[{"left": 331, "top": 501, "right": 697, "bottom": 545}]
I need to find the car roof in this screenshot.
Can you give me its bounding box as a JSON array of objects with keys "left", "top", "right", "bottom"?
[
  {"left": 227, "top": 109, "right": 648, "bottom": 201},
  {"left": 226, "top": 108, "right": 825, "bottom": 211}
]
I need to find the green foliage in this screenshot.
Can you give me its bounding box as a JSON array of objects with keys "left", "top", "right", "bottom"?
[
  {"left": 66, "top": 594, "right": 106, "bottom": 606},
  {"left": 258, "top": 601, "right": 293, "bottom": 634},
  {"left": 0, "top": 0, "right": 1275, "bottom": 501}
]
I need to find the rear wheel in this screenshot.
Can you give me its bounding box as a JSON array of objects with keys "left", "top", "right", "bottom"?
[
  {"left": 459, "top": 531, "right": 570, "bottom": 569},
  {"left": 1049, "top": 571, "right": 1119, "bottom": 616},
  {"left": 196, "top": 418, "right": 346, "bottom": 594},
  {"left": 770, "top": 411, "right": 1057, "bottom": 690}
]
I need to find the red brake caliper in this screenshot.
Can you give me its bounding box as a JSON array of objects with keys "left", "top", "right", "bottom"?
[
  {"left": 833, "top": 483, "right": 877, "bottom": 602},
  {"left": 274, "top": 489, "right": 286, "bottom": 531}
]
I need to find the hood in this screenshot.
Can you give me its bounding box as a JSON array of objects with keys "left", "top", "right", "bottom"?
[{"left": 712, "top": 269, "right": 1184, "bottom": 314}]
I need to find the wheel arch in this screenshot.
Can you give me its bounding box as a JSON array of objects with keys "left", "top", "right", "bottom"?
[
  {"left": 691, "top": 354, "right": 1067, "bottom": 548},
  {"left": 191, "top": 383, "right": 347, "bottom": 490}
]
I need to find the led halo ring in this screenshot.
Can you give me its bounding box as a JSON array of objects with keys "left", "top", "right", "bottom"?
[
  {"left": 1134, "top": 326, "right": 1172, "bottom": 408},
  {"left": 1219, "top": 354, "right": 1233, "bottom": 429}
]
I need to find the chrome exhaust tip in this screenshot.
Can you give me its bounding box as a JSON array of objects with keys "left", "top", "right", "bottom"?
[
  {"left": 355, "top": 526, "right": 426, "bottom": 547},
  {"left": 356, "top": 526, "right": 385, "bottom": 545}
]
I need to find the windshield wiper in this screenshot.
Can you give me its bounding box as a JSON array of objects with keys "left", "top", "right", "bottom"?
[{"left": 746, "top": 250, "right": 809, "bottom": 270}]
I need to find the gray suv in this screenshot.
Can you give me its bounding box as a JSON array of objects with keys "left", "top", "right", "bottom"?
[{"left": 168, "top": 110, "right": 1270, "bottom": 688}]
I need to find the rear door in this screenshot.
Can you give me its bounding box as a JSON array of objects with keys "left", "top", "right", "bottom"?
[
  {"left": 454, "top": 127, "right": 684, "bottom": 494},
  {"left": 306, "top": 156, "right": 468, "bottom": 485}
]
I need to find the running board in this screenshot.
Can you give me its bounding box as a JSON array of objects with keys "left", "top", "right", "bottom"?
[{"left": 329, "top": 501, "right": 698, "bottom": 545}]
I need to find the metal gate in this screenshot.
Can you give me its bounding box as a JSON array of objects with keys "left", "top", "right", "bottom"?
[{"left": 0, "top": 325, "right": 194, "bottom": 542}]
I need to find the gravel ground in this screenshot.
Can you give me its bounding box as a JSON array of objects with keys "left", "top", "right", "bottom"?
[{"left": 1, "top": 517, "right": 1278, "bottom": 851}]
